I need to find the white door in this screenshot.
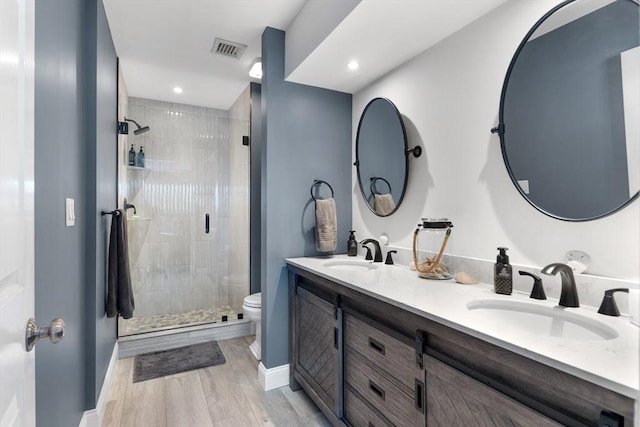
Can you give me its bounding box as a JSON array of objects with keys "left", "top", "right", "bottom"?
[{"left": 0, "top": 0, "right": 36, "bottom": 426}]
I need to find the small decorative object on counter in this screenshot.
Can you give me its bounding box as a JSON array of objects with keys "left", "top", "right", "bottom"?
[
  {"left": 412, "top": 218, "right": 454, "bottom": 280},
  {"left": 494, "top": 247, "right": 513, "bottom": 295},
  {"left": 128, "top": 144, "right": 136, "bottom": 166},
  {"left": 347, "top": 230, "right": 358, "bottom": 256},
  {"left": 564, "top": 250, "right": 591, "bottom": 274},
  {"left": 136, "top": 146, "right": 145, "bottom": 167},
  {"left": 454, "top": 271, "right": 479, "bottom": 285}
]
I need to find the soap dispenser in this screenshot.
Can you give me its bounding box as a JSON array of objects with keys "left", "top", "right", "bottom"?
[
  {"left": 137, "top": 146, "right": 145, "bottom": 168},
  {"left": 347, "top": 230, "right": 358, "bottom": 256},
  {"left": 494, "top": 247, "right": 513, "bottom": 295},
  {"left": 128, "top": 144, "right": 136, "bottom": 166}
]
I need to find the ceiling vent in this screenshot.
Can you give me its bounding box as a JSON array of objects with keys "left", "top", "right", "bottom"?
[{"left": 211, "top": 38, "right": 247, "bottom": 59}]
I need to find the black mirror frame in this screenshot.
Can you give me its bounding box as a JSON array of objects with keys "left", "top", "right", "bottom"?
[
  {"left": 355, "top": 97, "right": 409, "bottom": 217},
  {"left": 494, "top": 0, "right": 639, "bottom": 222}
]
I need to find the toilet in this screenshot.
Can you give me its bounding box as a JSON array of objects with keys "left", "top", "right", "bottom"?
[{"left": 242, "top": 292, "right": 262, "bottom": 360}]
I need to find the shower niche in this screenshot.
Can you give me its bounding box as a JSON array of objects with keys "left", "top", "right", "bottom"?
[{"left": 117, "top": 91, "right": 251, "bottom": 337}]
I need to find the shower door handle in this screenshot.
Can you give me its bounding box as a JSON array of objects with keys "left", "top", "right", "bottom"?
[{"left": 205, "top": 213, "right": 210, "bottom": 234}]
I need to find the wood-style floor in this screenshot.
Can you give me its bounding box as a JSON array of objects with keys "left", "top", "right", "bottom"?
[{"left": 102, "top": 336, "right": 331, "bottom": 427}]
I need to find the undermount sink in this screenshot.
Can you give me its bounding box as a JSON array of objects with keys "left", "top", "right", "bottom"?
[
  {"left": 321, "top": 259, "right": 378, "bottom": 272},
  {"left": 466, "top": 299, "right": 618, "bottom": 341}
]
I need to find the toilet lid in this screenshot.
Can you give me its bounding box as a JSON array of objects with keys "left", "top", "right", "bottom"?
[{"left": 244, "top": 292, "right": 261, "bottom": 308}]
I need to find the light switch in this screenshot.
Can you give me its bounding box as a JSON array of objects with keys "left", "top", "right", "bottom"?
[{"left": 65, "top": 198, "right": 75, "bottom": 227}]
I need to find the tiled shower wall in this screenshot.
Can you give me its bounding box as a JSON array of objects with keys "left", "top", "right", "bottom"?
[{"left": 120, "top": 95, "right": 249, "bottom": 331}]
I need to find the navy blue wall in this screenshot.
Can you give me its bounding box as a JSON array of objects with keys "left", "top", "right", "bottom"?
[
  {"left": 35, "top": 0, "right": 87, "bottom": 424},
  {"left": 250, "top": 82, "right": 263, "bottom": 295},
  {"left": 260, "top": 27, "right": 352, "bottom": 368},
  {"left": 84, "top": 0, "right": 119, "bottom": 405},
  {"left": 34, "top": 0, "right": 117, "bottom": 424}
]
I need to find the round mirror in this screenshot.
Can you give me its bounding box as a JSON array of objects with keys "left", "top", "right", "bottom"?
[
  {"left": 498, "top": 0, "right": 639, "bottom": 221},
  {"left": 356, "top": 98, "right": 408, "bottom": 216}
]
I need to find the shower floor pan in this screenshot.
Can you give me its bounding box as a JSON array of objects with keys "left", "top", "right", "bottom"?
[{"left": 119, "top": 305, "right": 240, "bottom": 337}]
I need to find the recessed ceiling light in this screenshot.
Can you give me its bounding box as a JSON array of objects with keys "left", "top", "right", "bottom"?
[
  {"left": 173, "top": 87, "right": 183, "bottom": 94},
  {"left": 347, "top": 61, "right": 359, "bottom": 71}
]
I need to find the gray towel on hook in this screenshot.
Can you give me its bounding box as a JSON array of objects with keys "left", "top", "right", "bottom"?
[
  {"left": 373, "top": 193, "right": 395, "bottom": 216},
  {"left": 315, "top": 198, "right": 337, "bottom": 252},
  {"left": 106, "top": 209, "right": 135, "bottom": 319}
]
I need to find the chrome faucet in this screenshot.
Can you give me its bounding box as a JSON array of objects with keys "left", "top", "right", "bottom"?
[
  {"left": 541, "top": 263, "right": 579, "bottom": 307},
  {"left": 361, "top": 239, "right": 382, "bottom": 262}
]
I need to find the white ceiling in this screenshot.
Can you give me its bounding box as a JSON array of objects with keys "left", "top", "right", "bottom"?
[
  {"left": 104, "top": 0, "right": 509, "bottom": 110},
  {"left": 286, "top": 0, "right": 509, "bottom": 93},
  {"left": 103, "top": 0, "right": 307, "bottom": 109}
]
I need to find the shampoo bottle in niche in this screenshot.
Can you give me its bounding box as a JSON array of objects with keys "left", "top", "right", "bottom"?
[
  {"left": 137, "top": 146, "right": 145, "bottom": 168},
  {"left": 494, "top": 247, "right": 512, "bottom": 295},
  {"left": 347, "top": 230, "right": 358, "bottom": 256},
  {"left": 128, "top": 144, "right": 136, "bottom": 166}
]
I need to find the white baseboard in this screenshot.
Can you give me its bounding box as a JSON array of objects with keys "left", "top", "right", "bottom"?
[
  {"left": 79, "top": 409, "right": 98, "bottom": 427},
  {"left": 258, "top": 362, "right": 290, "bottom": 391},
  {"left": 79, "top": 342, "right": 119, "bottom": 427}
]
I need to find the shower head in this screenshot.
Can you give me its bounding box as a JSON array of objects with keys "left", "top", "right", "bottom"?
[
  {"left": 134, "top": 125, "right": 150, "bottom": 136},
  {"left": 124, "top": 117, "right": 151, "bottom": 136}
]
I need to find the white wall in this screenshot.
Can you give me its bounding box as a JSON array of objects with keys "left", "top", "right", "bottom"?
[{"left": 352, "top": 0, "right": 639, "bottom": 281}]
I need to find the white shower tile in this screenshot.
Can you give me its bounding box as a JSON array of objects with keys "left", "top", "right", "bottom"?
[{"left": 123, "top": 95, "right": 249, "bottom": 334}]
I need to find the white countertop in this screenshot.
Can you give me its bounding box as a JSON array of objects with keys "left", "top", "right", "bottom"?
[{"left": 286, "top": 254, "right": 640, "bottom": 399}]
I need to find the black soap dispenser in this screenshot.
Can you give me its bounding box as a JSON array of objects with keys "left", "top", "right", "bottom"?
[
  {"left": 128, "top": 144, "right": 136, "bottom": 166},
  {"left": 494, "top": 247, "right": 513, "bottom": 295},
  {"left": 347, "top": 230, "right": 358, "bottom": 256}
]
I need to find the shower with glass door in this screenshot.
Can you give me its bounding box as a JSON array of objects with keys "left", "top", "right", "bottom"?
[{"left": 117, "top": 91, "right": 250, "bottom": 337}]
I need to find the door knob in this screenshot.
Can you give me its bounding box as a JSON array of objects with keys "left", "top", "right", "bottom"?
[{"left": 25, "top": 318, "right": 65, "bottom": 352}]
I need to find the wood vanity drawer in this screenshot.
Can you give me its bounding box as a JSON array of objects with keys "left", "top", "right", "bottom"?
[
  {"left": 425, "top": 354, "right": 561, "bottom": 426},
  {"left": 344, "top": 312, "right": 416, "bottom": 391},
  {"left": 345, "top": 345, "right": 424, "bottom": 427},
  {"left": 344, "top": 387, "right": 391, "bottom": 427}
]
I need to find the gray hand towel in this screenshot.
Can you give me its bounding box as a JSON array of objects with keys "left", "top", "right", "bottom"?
[
  {"left": 107, "top": 209, "right": 135, "bottom": 319},
  {"left": 315, "top": 198, "right": 337, "bottom": 252},
  {"left": 373, "top": 193, "right": 395, "bottom": 216}
]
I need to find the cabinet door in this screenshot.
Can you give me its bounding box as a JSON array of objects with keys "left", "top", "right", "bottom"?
[
  {"left": 295, "top": 287, "right": 338, "bottom": 414},
  {"left": 425, "top": 355, "right": 561, "bottom": 427}
]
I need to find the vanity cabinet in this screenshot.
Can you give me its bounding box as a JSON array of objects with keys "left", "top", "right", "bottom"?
[
  {"left": 425, "top": 354, "right": 559, "bottom": 426},
  {"left": 291, "top": 283, "right": 341, "bottom": 420},
  {"left": 343, "top": 311, "right": 425, "bottom": 426},
  {"left": 288, "top": 266, "right": 635, "bottom": 427}
]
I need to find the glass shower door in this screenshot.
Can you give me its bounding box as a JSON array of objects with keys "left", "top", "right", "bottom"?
[{"left": 117, "top": 96, "right": 249, "bottom": 337}]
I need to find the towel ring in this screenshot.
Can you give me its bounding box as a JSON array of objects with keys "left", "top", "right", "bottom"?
[
  {"left": 370, "top": 177, "right": 392, "bottom": 196},
  {"left": 310, "top": 180, "right": 334, "bottom": 201}
]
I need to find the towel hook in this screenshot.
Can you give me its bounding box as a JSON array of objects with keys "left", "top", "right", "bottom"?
[
  {"left": 369, "top": 177, "right": 392, "bottom": 196},
  {"left": 310, "top": 180, "right": 334, "bottom": 202}
]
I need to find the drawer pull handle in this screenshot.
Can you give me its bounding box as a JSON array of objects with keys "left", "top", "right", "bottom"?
[
  {"left": 369, "top": 380, "right": 385, "bottom": 401},
  {"left": 334, "top": 327, "right": 338, "bottom": 350},
  {"left": 415, "top": 378, "right": 425, "bottom": 413},
  {"left": 368, "top": 338, "right": 385, "bottom": 355}
]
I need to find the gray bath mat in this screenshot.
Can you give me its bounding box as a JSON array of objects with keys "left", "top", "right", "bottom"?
[{"left": 133, "top": 340, "right": 226, "bottom": 383}]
